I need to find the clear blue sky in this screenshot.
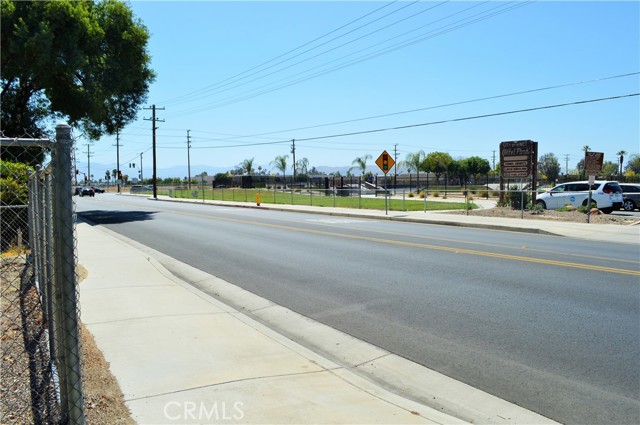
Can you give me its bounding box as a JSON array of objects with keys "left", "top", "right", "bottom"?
[{"left": 82, "top": 1, "right": 639, "bottom": 179}]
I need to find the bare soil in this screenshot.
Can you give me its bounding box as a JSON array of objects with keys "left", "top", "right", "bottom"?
[
  {"left": 450, "top": 206, "right": 640, "bottom": 225},
  {"left": 0, "top": 258, "right": 133, "bottom": 425}
]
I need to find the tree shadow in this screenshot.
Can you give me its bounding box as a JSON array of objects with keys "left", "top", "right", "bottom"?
[{"left": 78, "top": 210, "right": 156, "bottom": 225}]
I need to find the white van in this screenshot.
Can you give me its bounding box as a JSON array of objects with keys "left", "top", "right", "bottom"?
[{"left": 536, "top": 180, "right": 623, "bottom": 214}]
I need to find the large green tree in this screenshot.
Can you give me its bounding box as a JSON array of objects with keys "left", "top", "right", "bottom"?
[
  {"left": 423, "top": 151, "right": 453, "bottom": 184},
  {"left": 538, "top": 153, "right": 561, "bottom": 183},
  {"left": 1, "top": 0, "right": 155, "bottom": 141},
  {"left": 460, "top": 156, "right": 491, "bottom": 184}
]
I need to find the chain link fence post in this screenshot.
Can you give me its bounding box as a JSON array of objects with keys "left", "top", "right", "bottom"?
[{"left": 52, "top": 123, "right": 85, "bottom": 425}]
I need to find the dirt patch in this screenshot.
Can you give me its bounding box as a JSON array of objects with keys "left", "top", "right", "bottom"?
[
  {"left": 0, "top": 259, "right": 133, "bottom": 425},
  {"left": 450, "top": 206, "right": 640, "bottom": 225}
]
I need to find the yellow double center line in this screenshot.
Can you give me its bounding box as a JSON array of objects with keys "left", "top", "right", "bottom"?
[{"left": 182, "top": 211, "right": 640, "bottom": 277}]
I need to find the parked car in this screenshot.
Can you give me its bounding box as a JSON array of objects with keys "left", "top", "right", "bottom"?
[
  {"left": 80, "top": 187, "right": 95, "bottom": 197},
  {"left": 73, "top": 186, "right": 82, "bottom": 196},
  {"left": 619, "top": 183, "right": 640, "bottom": 211},
  {"left": 91, "top": 186, "right": 105, "bottom": 193},
  {"left": 536, "top": 180, "right": 623, "bottom": 214}
]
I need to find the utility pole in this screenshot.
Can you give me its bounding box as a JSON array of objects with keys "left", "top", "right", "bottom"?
[
  {"left": 74, "top": 148, "right": 79, "bottom": 186},
  {"left": 564, "top": 154, "right": 570, "bottom": 176},
  {"left": 144, "top": 104, "right": 165, "bottom": 199},
  {"left": 187, "top": 130, "right": 192, "bottom": 190},
  {"left": 140, "top": 152, "right": 144, "bottom": 183},
  {"left": 291, "top": 139, "right": 296, "bottom": 183},
  {"left": 492, "top": 150, "right": 496, "bottom": 170},
  {"left": 394, "top": 143, "right": 398, "bottom": 194},
  {"left": 114, "top": 128, "right": 123, "bottom": 193},
  {"left": 84, "top": 143, "right": 93, "bottom": 184}
]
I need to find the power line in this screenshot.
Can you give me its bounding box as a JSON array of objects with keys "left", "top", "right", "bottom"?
[
  {"left": 223, "top": 72, "right": 640, "bottom": 139},
  {"left": 296, "top": 93, "right": 639, "bottom": 142},
  {"left": 159, "top": 93, "right": 638, "bottom": 150},
  {"left": 167, "top": 1, "right": 445, "bottom": 108},
  {"left": 171, "top": 1, "right": 530, "bottom": 116},
  {"left": 159, "top": 1, "right": 407, "bottom": 106}
]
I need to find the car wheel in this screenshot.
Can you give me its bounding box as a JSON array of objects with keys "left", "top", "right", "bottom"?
[
  {"left": 623, "top": 199, "right": 636, "bottom": 211},
  {"left": 601, "top": 207, "right": 613, "bottom": 214},
  {"left": 535, "top": 200, "right": 546, "bottom": 209}
]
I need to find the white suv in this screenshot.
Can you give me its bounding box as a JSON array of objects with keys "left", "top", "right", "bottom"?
[{"left": 536, "top": 180, "right": 623, "bottom": 214}]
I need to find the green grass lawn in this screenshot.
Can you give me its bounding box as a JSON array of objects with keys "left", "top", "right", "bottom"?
[{"left": 152, "top": 188, "right": 477, "bottom": 212}]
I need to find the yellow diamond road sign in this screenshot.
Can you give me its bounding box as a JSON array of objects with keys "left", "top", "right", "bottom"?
[{"left": 376, "top": 150, "right": 395, "bottom": 175}]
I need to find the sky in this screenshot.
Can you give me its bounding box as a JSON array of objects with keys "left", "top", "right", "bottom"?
[{"left": 78, "top": 1, "right": 640, "bottom": 179}]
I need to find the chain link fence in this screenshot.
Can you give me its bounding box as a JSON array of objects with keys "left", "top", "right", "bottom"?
[{"left": 1, "top": 124, "right": 85, "bottom": 425}]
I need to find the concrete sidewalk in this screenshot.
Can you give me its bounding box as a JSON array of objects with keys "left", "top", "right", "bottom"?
[{"left": 77, "top": 222, "right": 558, "bottom": 425}]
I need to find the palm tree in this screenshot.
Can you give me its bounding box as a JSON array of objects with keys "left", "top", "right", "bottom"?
[
  {"left": 240, "top": 157, "right": 255, "bottom": 175},
  {"left": 617, "top": 150, "right": 627, "bottom": 176},
  {"left": 270, "top": 155, "right": 288, "bottom": 187},
  {"left": 402, "top": 150, "right": 425, "bottom": 192},
  {"left": 582, "top": 145, "right": 590, "bottom": 153},
  {"left": 270, "top": 155, "right": 288, "bottom": 176},
  {"left": 349, "top": 154, "right": 372, "bottom": 175}
]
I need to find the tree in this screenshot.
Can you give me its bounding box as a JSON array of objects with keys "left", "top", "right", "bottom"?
[
  {"left": 538, "top": 153, "right": 561, "bottom": 183},
  {"left": 213, "top": 172, "right": 232, "bottom": 187},
  {"left": 617, "top": 150, "right": 627, "bottom": 176},
  {"left": 625, "top": 154, "right": 640, "bottom": 175},
  {"left": 349, "top": 154, "right": 372, "bottom": 175},
  {"left": 576, "top": 159, "right": 585, "bottom": 176},
  {"left": 271, "top": 154, "right": 288, "bottom": 180},
  {"left": 423, "top": 152, "right": 453, "bottom": 184},
  {"left": 461, "top": 156, "right": 491, "bottom": 184},
  {"left": 402, "top": 150, "right": 425, "bottom": 192},
  {"left": 601, "top": 161, "right": 618, "bottom": 178},
  {"left": 1, "top": 0, "right": 155, "bottom": 141},
  {"left": 240, "top": 158, "right": 255, "bottom": 175},
  {"left": 296, "top": 157, "right": 310, "bottom": 178}
]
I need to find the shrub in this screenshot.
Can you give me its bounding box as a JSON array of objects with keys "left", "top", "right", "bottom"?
[
  {"left": 1, "top": 160, "right": 33, "bottom": 252},
  {"left": 408, "top": 192, "right": 414, "bottom": 198},
  {"left": 505, "top": 185, "right": 530, "bottom": 210},
  {"left": 433, "top": 191, "right": 440, "bottom": 197},
  {"left": 528, "top": 202, "right": 544, "bottom": 214},
  {"left": 577, "top": 201, "right": 597, "bottom": 213}
]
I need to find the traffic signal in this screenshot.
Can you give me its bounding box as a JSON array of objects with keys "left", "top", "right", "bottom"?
[
  {"left": 84, "top": 175, "right": 88, "bottom": 182},
  {"left": 382, "top": 153, "right": 389, "bottom": 171},
  {"left": 75, "top": 169, "right": 79, "bottom": 175},
  {"left": 118, "top": 170, "right": 123, "bottom": 179}
]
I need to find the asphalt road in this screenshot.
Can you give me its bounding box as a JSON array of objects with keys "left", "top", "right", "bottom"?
[{"left": 77, "top": 194, "right": 640, "bottom": 425}]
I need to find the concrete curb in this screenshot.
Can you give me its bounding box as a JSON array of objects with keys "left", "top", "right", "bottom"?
[
  {"left": 86, "top": 219, "right": 557, "bottom": 425},
  {"left": 142, "top": 195, "right": 560, "bottom": 237}
]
